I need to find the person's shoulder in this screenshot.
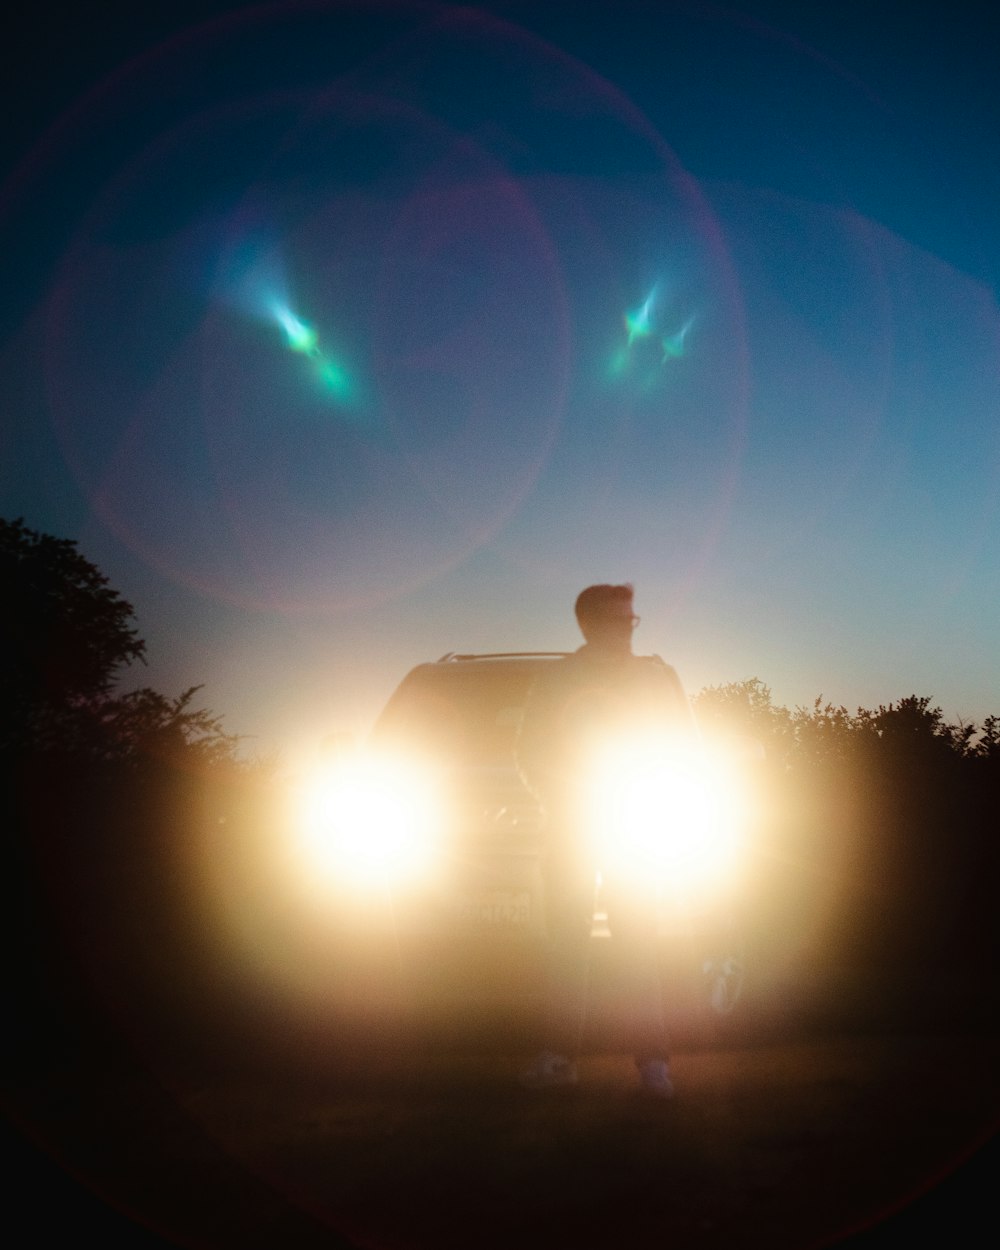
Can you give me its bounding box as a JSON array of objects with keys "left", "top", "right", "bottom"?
[
  {"left": 632, "top": 653, "right": 678, "bottom": 674},
  {"left": 632, "top": 654, "right": 688, "bottom": 692}
]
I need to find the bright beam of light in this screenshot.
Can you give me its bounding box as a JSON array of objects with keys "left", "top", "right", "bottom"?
[
  {"left": 292, "top": 751, "right": 444, "bottom": 890},
  {"left": 584, "top": 736, "right": 744, "bottom": 895}
]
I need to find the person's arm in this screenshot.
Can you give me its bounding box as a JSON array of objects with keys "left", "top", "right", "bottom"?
[{"left": 655, "top": 662, "right": 701, "bottom": 739}]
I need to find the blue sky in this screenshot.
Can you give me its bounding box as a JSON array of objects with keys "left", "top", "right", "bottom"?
[{"left": 1, "top": 1, "right": 997, "bottom": 758}]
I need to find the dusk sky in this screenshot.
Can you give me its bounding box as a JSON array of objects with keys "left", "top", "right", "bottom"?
[{"left": 2, "top": 1, "right": 997, "bottom": 761}]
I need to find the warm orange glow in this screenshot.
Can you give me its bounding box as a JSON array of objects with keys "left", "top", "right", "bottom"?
[
  {"left": 584, "top": 737, "right": 745, "bottom": 894},
  {"left": 293, "top": 750, "right": 445, "bottom": 888}
]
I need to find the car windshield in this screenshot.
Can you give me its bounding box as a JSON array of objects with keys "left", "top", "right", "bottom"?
[{"left": 372, "top": 662, "right": 549, "bottom": 768}]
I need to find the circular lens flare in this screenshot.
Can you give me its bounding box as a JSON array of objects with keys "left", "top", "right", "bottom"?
[
  {"left": 294, "top": 751, "right": 442, "bottom": 888},
  {"left": 586, "top": 738, "right": 743, "bottom": 892}
]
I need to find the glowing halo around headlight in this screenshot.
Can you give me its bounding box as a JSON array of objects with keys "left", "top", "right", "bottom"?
[
  {"left": 585, "top": 738, "right": 743, "bottom": 892},
  {"left": 294, "top": 752, "right": 442, "bottom": 888}
]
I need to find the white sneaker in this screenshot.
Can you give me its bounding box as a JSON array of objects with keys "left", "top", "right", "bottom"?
[
  {"left": 520, "top": 1050, "right": 579, "bottom": 1089},
  {"left": 637, "top": 1058, "right": 674, "bottom": 1099}
]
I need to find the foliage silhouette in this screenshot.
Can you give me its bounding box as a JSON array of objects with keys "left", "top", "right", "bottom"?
[
  {"left": 693, "top": 679, "right": 997, "bottom": 769},
  {"left": 0, "top": 517, "right": 237, "bottom": 767},
  {"left": 693, "top": 677, "right": 998, "bottom": 1017}
]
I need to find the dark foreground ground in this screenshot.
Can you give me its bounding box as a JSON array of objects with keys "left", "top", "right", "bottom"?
[{"left": 6, "top": 993, "right": 998, "bottom": 1250}]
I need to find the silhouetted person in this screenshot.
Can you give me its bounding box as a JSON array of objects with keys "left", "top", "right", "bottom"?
[{"left": 517, "top": 583, "right": 698, "bottom": 1096}]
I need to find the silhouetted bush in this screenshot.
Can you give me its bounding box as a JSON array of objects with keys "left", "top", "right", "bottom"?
[{"left": 694, "top": 680, "right": 999, "bottom": 1015}]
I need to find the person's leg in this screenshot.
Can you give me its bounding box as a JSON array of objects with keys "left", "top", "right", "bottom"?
[
  {"left": 521, "top": 844, "right": 595, "bottom": 1086},
  {"left": 540, "top": 846, "right": 597, "bottom": 1059},
  {"left": 604, "top": 872, "right": 672, "bottom": 1094}
]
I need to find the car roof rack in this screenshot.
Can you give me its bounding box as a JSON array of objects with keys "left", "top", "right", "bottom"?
[
  {"left": 436, "top": 651, "right": 571, "bottom": 663},
  {"left": 436, "top": 651, "right": 667, "bottom": 666}
]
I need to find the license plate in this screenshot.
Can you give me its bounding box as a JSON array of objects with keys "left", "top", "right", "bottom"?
[{"left": 460, "top": 890, "right": 531, "bottom": 927}]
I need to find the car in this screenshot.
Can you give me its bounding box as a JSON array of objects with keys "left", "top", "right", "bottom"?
[{"left": 293, "top": 652, "right": 754, "bottom": 1028}]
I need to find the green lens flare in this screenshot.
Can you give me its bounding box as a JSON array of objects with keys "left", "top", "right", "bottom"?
[
  {"left": 317, "top": 358, "right": 352, "bottom": 399},
  {"left": 614, "top": 286, "right": 694, "bottom": 385},
  {"left": 271, "top": 302, "right": 358, "bottom": 406},
  {"left": 276, "top": 309, "right": 319, "bottom": 355},
  {"left": 624, "top": 288, "right": 657, "bottom": 344},
  {"left": 608, "top": 345, "right": 631, "bottom": 377},
  {"left": 661, "top": 318, "right": 692, "bottom": 361}
]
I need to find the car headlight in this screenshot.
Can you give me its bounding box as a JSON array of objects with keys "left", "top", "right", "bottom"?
[
  {"left": 293, "top": 751, "right": 443, "bottom": 888},
  {"left": 586, "top": 739, "right": 743, "bottom": 892}
]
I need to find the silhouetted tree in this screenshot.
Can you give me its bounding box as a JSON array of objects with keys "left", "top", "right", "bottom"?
[
  {"left": 1, "top": 518, "right": 142, "bottom": 750},
  {"left": 0, "top": 517, "right": 237, "bottom": 766},
  {"left": 0, "top": 520, "right": 245, "bottom": 1061}
]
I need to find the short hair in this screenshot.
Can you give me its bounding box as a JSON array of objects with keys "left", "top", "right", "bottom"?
[{"left": 574, "top": 583, "right": 634, "bottom": 628}]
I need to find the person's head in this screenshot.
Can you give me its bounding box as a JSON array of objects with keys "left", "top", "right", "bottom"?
[{"left": 574, "top": 583, "right": 638, "bottom": 653}]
